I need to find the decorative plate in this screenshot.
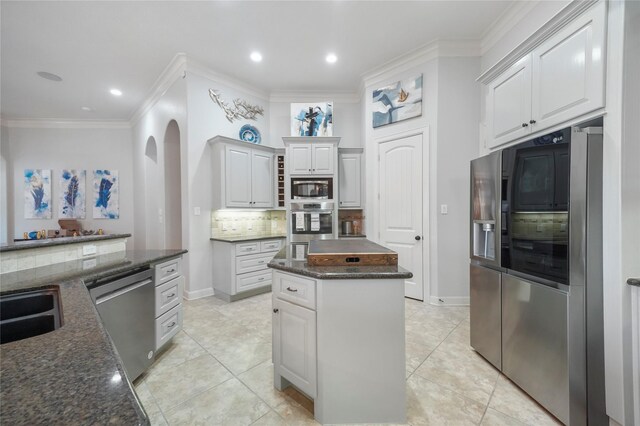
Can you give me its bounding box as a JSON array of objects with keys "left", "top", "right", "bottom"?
[{"left": 239, "top": 124, "right": 261, "bottom": 144}]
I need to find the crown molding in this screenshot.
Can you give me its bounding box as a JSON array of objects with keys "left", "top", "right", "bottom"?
[
  {"left": 185, "top": 57, "right": 269, "bottom": 101},
  {"left": 361, "top": 39, "right": 480, "bottom": 89},
  {"left": 477, "top": 0, "right": 600, "bottom": 84},
  {"left": 269, "top": 91, "right": 360, "bottom": 104},
  {"left": 480, "top": 0, "right": 540, "bottom": 55},
  {"left": 0, "top": 117, "right": 131, "bottom": 129},
  {"left": 129, "top": 52, "right": 187, "bottom": 126}
]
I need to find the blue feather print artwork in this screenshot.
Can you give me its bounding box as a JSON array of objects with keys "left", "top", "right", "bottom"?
[
  {"left": 24, "top": 169, "right": 52, "bottom": 219},
  {"left": 59, "top": 170, "right": 86, "bottom": 218},
  {"left": 93, "top": 170, "right": 119, "bottom": 219}
]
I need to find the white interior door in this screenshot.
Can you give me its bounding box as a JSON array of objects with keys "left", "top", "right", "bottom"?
[{"left": 378, "top": 134, "right": 423, "bottom": 300}]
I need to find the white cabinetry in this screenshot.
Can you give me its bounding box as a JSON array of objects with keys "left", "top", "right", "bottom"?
[
  {"left": 209, "top": 136, "right": 275, "bottom": 209},
  {"left": 283, "top": 137, "right": 340, "bottom": 176},
  {"left": 273, "top": 271, "right": 317, "bottom": 398},
  {"left": 153, "top": 256, "right": 184, "bottom": 350},
  {"left": 338, "top": 149, "right": 362, "bottom": 208},
  {"left": 484, "top": 1, "right": 606, "bottom": 149},
  {"left": 212, "top": 238, "right": 284, "bottom": 301}
]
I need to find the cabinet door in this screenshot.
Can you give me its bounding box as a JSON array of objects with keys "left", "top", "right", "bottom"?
[
  {"left": 251, "top": 150, "right": 274, "bottom": 208},
  {"left": 487, "top": 55, "right": 532, "bottom": 148},
  {"left": 289, "top": 144, "right": 313, "bottom": 175},
  {"left": 225, "top": 145, "right": 252, "bottom": 207},
  {"left": 312, "top": 143, "right": 334, "bottom": 174},
  {"left": 531, "top": 1, "right": 605, "bottom": 132},
  {"left": 338, "top": 153, "right": 361, "bottom": 207},
  {"left": 273, "top": 298, "right": 317, "bottom": 398}
]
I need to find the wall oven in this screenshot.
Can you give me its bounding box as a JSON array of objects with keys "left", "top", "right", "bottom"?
[
  {"left": 290, "top": 201, "right": 334, "bottom": 243},
  {"left": 291, "top": 178, "right": 333, "bottom": 200}
]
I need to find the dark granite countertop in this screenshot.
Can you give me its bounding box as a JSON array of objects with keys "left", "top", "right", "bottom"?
[
  {"left": 0, "top": 249, "right": 186, "bottom": 425},
  {"left": 210, "top": 233, "right": 287, "bottom": 243},
  {"left": 1, "top": 233, "right": 131, "bottom": 253},
  {"left": 268, "top": 242, "right": 412, "bottom": 280}
]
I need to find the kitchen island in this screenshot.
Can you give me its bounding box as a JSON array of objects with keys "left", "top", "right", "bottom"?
[{"left": 268, "top": 240, "right": 412, "bottom": 424}]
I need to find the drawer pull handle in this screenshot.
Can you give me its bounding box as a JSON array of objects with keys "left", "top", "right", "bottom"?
[
  {"left": 258, "top": 277, "right": 265, "bottom": 281},
  {"left": 286, "top": 286, "right": 298, "bottom": 293},
  {"left": 258, "top": 260, "right": 265, "bottom": 264},
  {"left": 166, "top": 268, "right": 176, "bottom": 273},
  {"left": 166, "top": 293, "right": 176, "bottom": 298},
  {"left": 273, "top": 308, "right": 279, "bottom": 313},
  {"left": 167, "top": 321, "right": 176, "bottom": 328}
]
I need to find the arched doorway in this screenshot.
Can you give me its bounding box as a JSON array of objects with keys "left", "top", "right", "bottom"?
[
  {"left": 163, "top": 120, "right": 182, "bottom": 249},
  {"left": 144, "top": 136, "right": 163, "bottom": 249}
]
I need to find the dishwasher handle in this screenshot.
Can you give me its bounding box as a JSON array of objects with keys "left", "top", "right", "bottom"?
[{"left": 95, "top": 279, "right": 153, "bottom": 305}]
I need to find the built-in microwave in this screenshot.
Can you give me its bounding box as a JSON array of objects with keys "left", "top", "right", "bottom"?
[{"left": 291, "top": 178, "right": 333, "bottom": 200}]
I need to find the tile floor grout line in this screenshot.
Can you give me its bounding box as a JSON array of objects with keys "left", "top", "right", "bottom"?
[{"left": 477, "top": 371, "right": 501, "bottom": 425}]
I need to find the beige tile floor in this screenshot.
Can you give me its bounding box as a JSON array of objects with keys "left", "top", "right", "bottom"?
[{"left": 134, "top": 293, "right": 561, "bottom": 425}]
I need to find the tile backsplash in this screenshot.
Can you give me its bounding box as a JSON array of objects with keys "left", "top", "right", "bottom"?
[{"left": 211, "top": 210, "right": 286, "bottom": 238}]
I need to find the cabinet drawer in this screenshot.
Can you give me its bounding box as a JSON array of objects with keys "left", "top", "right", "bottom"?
[
  {"left": 155, "top": 303, "right": 182, "bottom": 350},
  {"left": 156, "top": 276, "right": 184, "bottom": 317},
  {"left": 274, "top": 271, "right": 316, "bottom": 310},
  {"left": 155, "top": 257, "right": 182, "bottom": 285},
  {"left": 236, "top": 252, "right": 273, "bottom": 274},
  {"left": 236, "top": 270, "right": 272, "bottom": 292},
  {"left": 260, "top": 239, "right": 283, "bottom": 253},
  {"left": 235, "top": 242, "right": 260, "bottom": 256}
]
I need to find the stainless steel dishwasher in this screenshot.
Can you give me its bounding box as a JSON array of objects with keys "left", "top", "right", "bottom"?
[{"left": 89, "top": 268, "right": 155, "bottom": 380}]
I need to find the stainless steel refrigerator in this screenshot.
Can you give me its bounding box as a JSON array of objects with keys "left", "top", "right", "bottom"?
[{"left": 469, "top": 127, "right": 606, "bottom": 425}]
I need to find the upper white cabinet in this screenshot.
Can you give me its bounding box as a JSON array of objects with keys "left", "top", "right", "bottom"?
[
  {"left": 484, "top": 1, "right": 606, "bottom": 149},
  {"left": 530, "top": 2, "right": 606, "bottom": 131},
  {"left": 209, "top": 136, "right": 274, "bottom": 209},
  {"left": 338, "top": 150, "right": 362, "bottom": 208},
  {"left": 283, "top": 137, "right": 340, "bottom": 176},
  {"left": 487, "top": 56, "right": 533, "bottom": 148}
]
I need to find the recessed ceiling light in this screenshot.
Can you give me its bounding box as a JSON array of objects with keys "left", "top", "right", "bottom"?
[
  {"left": 250, "top": 52, "right": 263, "bottom": 62},
  {"left": 325, "top": 53, "right": 337, "bottom": 64},
  {"left": 81, "top": 106, "right": 93, "bottom": 112},
  {"left": 110, "top": 88, "right": 122, "bottom": 96},
  {"left": 37, "top": 71, "right": 63, "bottom": 82}
]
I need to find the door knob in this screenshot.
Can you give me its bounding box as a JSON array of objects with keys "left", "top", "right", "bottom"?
[
  {"left": 415, "top": 236, "right": 421, "bottom": 241},
  {"left": 627, "top": 278, "right": 640, "bottom": 287}
]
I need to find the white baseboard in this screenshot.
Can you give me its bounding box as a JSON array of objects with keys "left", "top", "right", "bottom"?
[
  {"left": 429, "top": 296, "right": 470, "bottom": 306},
  {"left": 184, "top": 287, "right": 214, "bottom": 300}
]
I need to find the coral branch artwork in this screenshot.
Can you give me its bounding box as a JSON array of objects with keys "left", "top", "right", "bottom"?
[
  {"left": 93, "top": 169, "right": 119, "bottom": 219},
  {"left": 59, "top": 169, "right": 86, "bottom": 218},
  {"left": 208, "top": 89, "right": 264, "bottom": 123},
  {"left": 24, "top": 169, "right": 52, "bottom": 219}
]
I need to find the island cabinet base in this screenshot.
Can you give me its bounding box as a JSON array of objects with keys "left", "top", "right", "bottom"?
[{"left": 272, "top": 270, "right": 406, "bottom": 425}]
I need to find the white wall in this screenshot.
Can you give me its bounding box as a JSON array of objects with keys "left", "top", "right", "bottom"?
[
  {"left": 185, "top": 69, "right": 270, "bottom": 299},
  {"left": 1, "top": 126, "right": 135, "bottom": 246},
  {"left": 269, "top": 98, "right": 361, "bottom": 148},
  {"left": 434, "top": 57, "right": 481, "bottom": 301}
]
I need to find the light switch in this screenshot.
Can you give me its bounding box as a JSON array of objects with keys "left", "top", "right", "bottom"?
[
  {"left": 440, "top": 204, "right": 448, "bottom": 215},
  {"left": 194, "top": 207, "right": 201, "bottom": 216},
  {"left": 82, "top": 244, "right": 97, "bottom": 256}
]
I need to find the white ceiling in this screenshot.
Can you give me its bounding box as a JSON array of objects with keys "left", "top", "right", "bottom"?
[{"left": 1, "top": 1, "right": 518, "bottom": 121}]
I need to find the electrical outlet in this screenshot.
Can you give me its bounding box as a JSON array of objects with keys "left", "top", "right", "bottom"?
[
  {"left": 82, "top": 244, "right": 97, "bottom": 257},
  {"left": 194, "top": 207, "right": 201, "bottom": 216},
  {"left": 222, "top": 222, "right": 228, "bottom": 231},
  {"left": 247, "top": 222, "right": 253, "bottom": 230},
  {"left": 440, "top": 204, "right": 448, "bottom": 215}
]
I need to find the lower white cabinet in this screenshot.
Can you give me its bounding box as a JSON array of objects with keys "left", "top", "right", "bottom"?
[
  {"left": 273, "top": 297, "right": 317, "bottom": 398},
  {"left": 153, "top": 256, "right": 185, "bottom": 351},
  {"left": 212, "top": 238, "right": 284, "bottom": 301}
]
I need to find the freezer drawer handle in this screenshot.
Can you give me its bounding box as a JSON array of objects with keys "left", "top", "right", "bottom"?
[
  {"left": 627, "top": 278, "right": 640, "bottom": 287},
  {"left": 286, "top": 287, "right": 298, "bottom": 293}
]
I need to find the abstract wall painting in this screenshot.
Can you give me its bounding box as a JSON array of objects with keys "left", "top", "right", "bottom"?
[
  {"left": 93, "top": 170, "right": 119, "bottom": 219},
  {"left": 372, "top": 75, "right": 423, "bottom": 128},
  {"left": 24, "top": 169, "right": 52, "bottom": 219},
  {"left": 59, "top": 169, "right": 86, "bottom": 218},
  {"left": 291, "top": 102, "right": 333, "bottom": 136}
]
